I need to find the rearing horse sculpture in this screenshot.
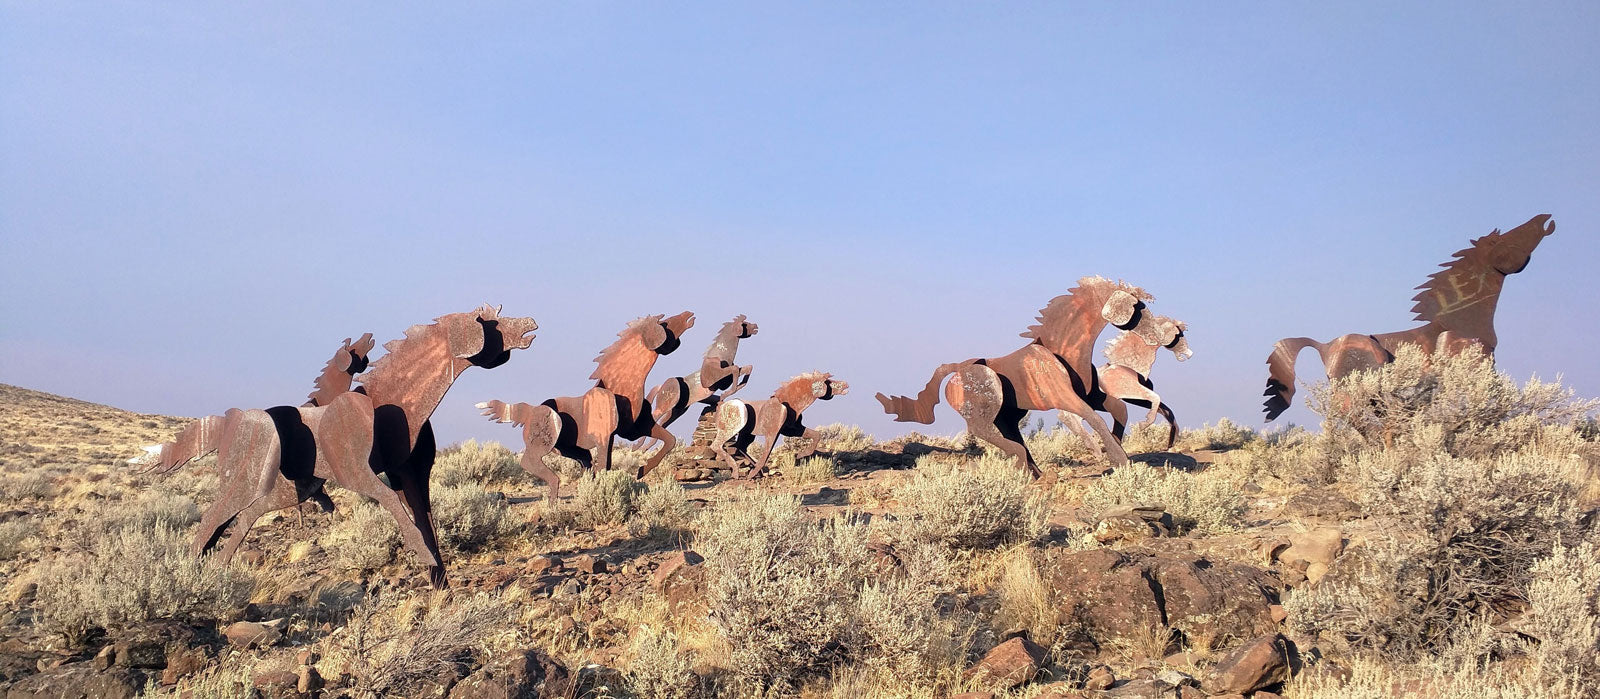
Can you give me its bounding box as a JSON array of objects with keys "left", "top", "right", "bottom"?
[
  {"left": 1063, "top": 315, "right": 1191, "bottom": 452},
  {"left": 1263, "top": 214, "right": 1554, "bottom": 421},
  {"left": 648, "top": 314, "right": 759, "bottom": 430},
  {"left": 878, "top": 277, "right": 1168, "bottom": 476},
  {"left": 478, "top": 311, "right": 694, "bottom": 498}
]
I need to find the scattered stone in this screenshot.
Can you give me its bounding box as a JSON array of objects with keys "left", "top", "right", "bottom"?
[
  {"left": 1256, "top": 693, "right": 1284, "bottom": 699},
  {"left": 1177, "top": 686, "right": 1206, "bottom": 699},
  {"left": 3, "top": 662, "right": 143, "bottom": 699},
  {"left": 1157, "top": 668, "right": 1195, "bottom": 687},
  {"left": 572, "top": 554, "right": 606, "bottom": 575},
  {"left": 1284, "top": 489, "right": 1358, "bottom": 519},
  {"left": 526, "top": 554, "right": 563, "bottom": 575},
  {"left": 1085, "top": 664, "right": 1116, "bottom": 690},
  {"left": 963, "top": 637, "right": 1046, "bottom": 690},
  {"left": 1202, "top": 634, "right": 1290, "bottom": 695},
  {"left": 297, "top": 665, "right": 323, "bottom": 693},
  {"left": 252, "top": 668, "right": 298, "bottom": 690},
  {"left": 296, "top": 649, "right": 320, "bottom": 666},
  {"left": 237, "top": 549, "right": 266, "bottom": 567},
  {"left": 91, "top": 646, "right": 115, "bottom": 671},
  {"left": 650, "top": 551, "right": 703, "bottom": 589},
  {"left": 224, "top": 619, "right": 285, "bottom": 649},
  {"left": 160, "top": 645, "right": 209, "bottom": 685},
  {"left": 1270, "top": 604, "right": 1288, "bottom": 623}
]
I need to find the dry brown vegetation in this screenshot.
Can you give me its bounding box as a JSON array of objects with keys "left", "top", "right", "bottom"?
[{"left": 0, "top": 348, "right": 1596, "bottom": 698}]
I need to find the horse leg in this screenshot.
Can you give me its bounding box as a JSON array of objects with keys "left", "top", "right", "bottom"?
[
  {"left": 1105, "top": 398, "right": 1128, "bottom": 443},
  {"left": 1060, "top": 410, "right": 1101, "bottom": 452},
  {"left": 948, "top": 365, "right": 1038, "bottom": 477},
  {"left": 1058, "top": 396, "right": 1129, "bottom": 466},
  {"left": 795, "top": 426, "right": 822, "bottom": 461},
  {"left": 216, "top": 483, "right": 298, "bottom": 563},
  {"left": 640, "top": 422, "right": 676, "bottom": 478},
  {"left": 193, "top": 410, "right": 279, "bottom": 558},
  {"left": 745, "top": 428, "right": 782, "bottom": 480},
  {"left": 320, "top": 394, "right": 441, "bottom": 571},
  {"left": 397, "top": 422, "right": 447, "bottom": 589},
  {"left": 1159, "top": 403, "right": 1179, "bottom": 450}
]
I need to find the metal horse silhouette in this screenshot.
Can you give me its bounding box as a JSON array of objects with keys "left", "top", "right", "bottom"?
[
  {"left": 711, "top": 372, "right": 849, "bottom": 479},
  {"left": 878, "top": 277, "right": 1169, "bottom": 476},
  {"left": 647, "top": 314, "right": 759, "bottom": 430},
  {"left": 148, "top": 305, "right": 537, "bottom": 588},
  {"left": 1263, "top": 214, "right": 1555, "bottom": 421},
  {"left": 1063, "top": 315, "right": 1191, "bottom": 451},
  {"left": 478, "top": 312, "right": 694, "bottom": 498}
]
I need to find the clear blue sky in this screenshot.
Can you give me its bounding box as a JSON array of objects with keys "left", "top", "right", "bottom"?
[{"left": 3, "top": 2, "right": 1597, "bottom": 446}]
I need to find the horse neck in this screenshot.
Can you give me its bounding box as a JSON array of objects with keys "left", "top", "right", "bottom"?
[
  {"left": 701, "top": 330, "right": 742, "bottom": 373},
  {"left": 1425, "top": 278, "right": 1504, "bottom": 348},
  {"left": 594, "top": 339, "right": 658, "bottom": 419},
  {"left": 773, "top": 381, "right": 817, "bottom": 414},
  {"left": 1111, "top": 341, "right": 1159, "bottom": 377},
  {"left": 358, "top": 331, "right": 465, "bottom": 444},
  {"left": 1035, "top": 290, "right": 1110, "bottom": 372}
]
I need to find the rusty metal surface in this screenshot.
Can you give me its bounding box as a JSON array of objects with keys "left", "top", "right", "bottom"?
[
  {"left": 877, "top": 277, "right": 1172, "bottom": 476},
  {"left": 711, "top": 372, "right": 848, "bottom": 479},
  {"left": 481, "top": 312, "right": 693, "bottom": 499},
  {"left": 649, "top": 315, "right": 759, "bottom": 430},
  {"left": 149, "top": 305, "right": 536, "bottom": 589},
  {"left": 1264, "top": 214, "right": 1554, "bottom": 420}
]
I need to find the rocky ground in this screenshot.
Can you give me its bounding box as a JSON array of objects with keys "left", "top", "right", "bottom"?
[{"left": 0, "top": 359, "right": 1596, "bottom": 699}]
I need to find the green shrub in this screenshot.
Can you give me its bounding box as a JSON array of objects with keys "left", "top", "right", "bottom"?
[
  {"left": 433, "top": 439, "right": 521, "bottom": 487},
  {"left": 892, "top": 453, "right": 1048, "bottom": 549},
  {"left": 0, "top": 520, "right": 36, "bottom": 561},
  {"left": 636, "top": 478, "right": 694, "bottom": 532},
  {"left": 1079, "top": 462, "right": 1245, "bottom": 535},
  {"left": 625, "top": 626, "right": 699, "bottom": 699},
  {"left": 324, "top": 500, "right": 399, "bottom": 571},
  {"left": 574, "top": 470, "right": 646, "bottom": 527},
  {"left": 430, "top": 483, "right": 518, "bottom": 552}
]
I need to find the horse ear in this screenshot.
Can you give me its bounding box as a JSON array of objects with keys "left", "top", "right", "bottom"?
[
  {"left": 641, "top": 322, "right": 668, "bottom": 351},
  {"left": 1101, "top": 290, "right": 1139, "bottom": 326},
  {"left": 449, "top": 315, "right": 488, "bottom": 358}
]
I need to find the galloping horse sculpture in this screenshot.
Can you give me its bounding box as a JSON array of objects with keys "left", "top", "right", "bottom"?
[
  {"left": 147, "top": 305, "right": 537, "bottom": 588},
  {"left": 648, "top": 314, "right": 759, "bottom": 430},
  {"left": 877, "top": 277, "right": 1169, "bottom": 475},
  {"left": 711, "top": 372, "right": 849, "bottom": 479},
  {"left": 1063, "top": 315, "right": 1191, "bottom": 451},
  {"left": 478, "top": 312, "right": 694, "bottom": 498},
  {"left": 1263, "top": 214, "right": 1555, "bottom": 421}
]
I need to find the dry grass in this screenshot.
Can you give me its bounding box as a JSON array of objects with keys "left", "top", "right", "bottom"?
[
  {"left": 431, "top": 482, "right": 520, "bottom": 552},
  {"left": 323, "top": 499, "right": 399, "bottom": 571},
  {"left": 890, "top": 453, "right": 1048, "bottom": 549},
  {"left": 433, "top": 439, "right": 522, "bottom": 487},
  {"left": 1078, "top": 462, "right": 1245, "bottom": 535},
  {"left": 323, "top": 592, "right": 517, "bottom": 698}
]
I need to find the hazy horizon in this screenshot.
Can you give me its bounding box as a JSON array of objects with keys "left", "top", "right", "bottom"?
[{"left": 3, "top": 2, "right": 1597, "bottom": 448}]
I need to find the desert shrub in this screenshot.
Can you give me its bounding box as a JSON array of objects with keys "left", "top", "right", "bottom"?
[
  {"left": 1310, "top": 344, "right": 1597, "bottom": 460},
  {"left": 1208, "top": 428, "right": 1334, "bottom": 489},
  {"left": 324, "top": 500, "right": 399, "bottom": 571},
  {"left": 892, "top": 453, "right": 1048, "bottom": 549},
  {"left": 1175, "top": 417, "right": 1256, "bottom": 452},
  {"left": 1079, "top": 462, "right": 1245, "bottom": 535},
  {"left": 433, "top": 439, "right": 521, "bottom": 487},
  {"left": 636, "top": 479, "right": 694, "bottom": 532},
  {"left": 574, "top": 470, "right": 646, "bottom": 527},
  {"left": 992, "top": 550, "right": 1054, "bottom": 646},
  {"left": 430, "top": 483, "right": 518, "bottom": 552},
  {"left": 1027, "top": 425, "right": 1095, "bottom": 467},
  {"left": 696, "top": 493, "right": 872, "bottom": 686},
  {"left": 1521, "top": 541, "right": 1600, "bottom": 688},
  {"left": 140, "top": 661, "right": 254, "bottom": 699},
  {"left": 784, "top": 456, "right": 837, "bottom": 485},
  {"left": 813, "top": 423, "right": 874, "bottom": 453},
  {"left": 0, "top": 519, "right": 36, "bottom": 561},
  {"left": 1283, "top": 654, "right": 1586, "bottom": 699},
  {"left": 332, "top": 592, "right": 514, "bottom": 697},
  {"left": 1286, "top": 450, "right": 1590, "bottom": 657},
  {"left": 0, "top": 472, "right": 51, "bottom": 500},
  {"left": 34, "top": 522, "right": 252, "bottom": 644},
  {"left": 1121, "top": 420, "right": 1180, "bottom": 455},
  {"left": 625, "top": 626, "right": 699, "bottom": 699},
  {"left": 612, "top": 446, "right": 649, "bottom": 476},
  {"left": 847, "top": 578, "right": 973, "bottom": 689}
]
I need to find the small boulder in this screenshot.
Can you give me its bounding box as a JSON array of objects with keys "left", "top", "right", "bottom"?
[
  {"left": 572, "top": 554, "right": 606, "bottom": 575},
  {"left": 224, "top": 619, "right": 285, "bottom": 649},
  {"left": 1085, "top": 664, "right": 1116, "bottom": 690},
  {"left": 1202, "top": 634, "right": 1290, "bottom": 695},
  {"left": 450, "top": 648, "right": 572, "bottom": 699},
  {"left": 525, "top": 554, "right": 563, "bottom": 576},
  {"left": 297, "top": 665, "right": 323, "bottom": 693},
  {"left": 963, "top": 637, "right": 1047, "bottom": 690}
]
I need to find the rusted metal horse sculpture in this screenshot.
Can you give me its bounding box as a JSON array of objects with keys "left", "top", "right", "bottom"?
[
  {"left": 648, "top": 314, "right": 759, "bottom": 430},
  {"left": 150, "top": 305, "right": 536, "bottom": 588},
  {"left": 711, "top": 372, "right": 849, "bottom": 479},
  {"left": 1063, "top": 315, "right": 1191, "bottom": 451},
  {"left": 478, "top": 312, "right": 694, "bottom": 498},
  {"left": 1263, "top": 214, "right": 1555, "bottom": 421},
  {"left": 141, "top": 333, "right": 380, "bottom": 513},
  {"left": 877, "top": 277, "right": 1170, "bottom": 475}
]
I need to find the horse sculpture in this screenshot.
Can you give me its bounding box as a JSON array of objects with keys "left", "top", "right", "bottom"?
[
  {"left": 1263, "top": 214, "right": 1554, "bottom": 421},
  {"left": 647, "top": 314, "right": 759, "bottom": 430},
  {"left": 711, "top": 372, "right": 849, "bottom": 479},
  {"left": 1063, "top": 316, "right": 1191, "bottom": 451},
  {"left": 478, "top": 311, "right": 695, "bottom": 498},
  {"left": 877, "top": 277, "right": 1171, "bottom": 476},
  {"left": 148, "top": 305, "right": 536, "bottom": 588}
]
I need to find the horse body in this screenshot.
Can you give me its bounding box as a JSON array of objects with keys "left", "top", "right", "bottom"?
[
  {"left": 877, "top": 277, "right": 1158, "bottom": 476},
  {"left": 712, "top": 372, "right": 848, "bottom": 479},
  {"left": 481, "top": 311, "right": 693, "bottom": 499},
  {"left": 1063, "top": 317, "right": 1191, "bottom": 451},
  {"left": 649, "top": 315, "right": 758, "bottom": 429},
  {"left": 1264, "top": 215, "right": 1553, "bottom": 421}
]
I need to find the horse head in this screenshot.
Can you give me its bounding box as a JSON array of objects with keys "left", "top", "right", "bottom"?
[
  {"left": 443, "top": 303, "right": 537, "bottom": 369},
  {"left": 1485, "top": 214, "right": 1554, "bottom": 275},
  {"left": 1160, "top": 318, "right": 1193, "bottom": 362},
  {"left": 814, "top": 374, "right": 849, "bottom": 400}
]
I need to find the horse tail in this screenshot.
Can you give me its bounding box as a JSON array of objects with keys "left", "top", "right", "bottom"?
[
  {"left": 1263, "top": 337, "right": 1326, "bottom": 421},
  {"left": 134, "top": 412, "right": 231, "bottom": 475},
  {"left": 476, "top": 400, "right": 535, "bottom": 428},
  {"left": 876, "top": 362, "right": 964, "bottom": 424}
]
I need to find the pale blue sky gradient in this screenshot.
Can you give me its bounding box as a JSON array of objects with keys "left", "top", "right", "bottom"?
[{"left": 3, "top": 2, "right": 1597, "bottom": 445}]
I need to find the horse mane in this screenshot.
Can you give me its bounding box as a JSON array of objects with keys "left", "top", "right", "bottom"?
[
  {"left": 1023, "top": 276, "right": 1153, "bottom": 350},
  {"left": 589, "top": 314, "right": 663, "bottom": 388},
  {"left": 1409, "top": 229, "right": 1507, "bottom": 326},
  {"left": 357, "top": 318, "right": 450, "bottom": 397}
]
